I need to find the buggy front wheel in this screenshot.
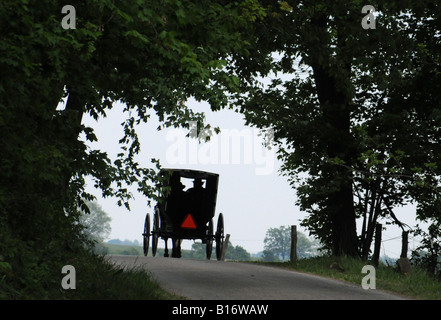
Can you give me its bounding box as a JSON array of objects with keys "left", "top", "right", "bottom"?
[
  {"left": 215, "top": 213, "right": 224, "bottom": 261},
  {"left": 143, "top": 213, "right": 150, "bottom": 256},
  {"left": 152, "top": 208, "right": 159, "bottom": 256}
]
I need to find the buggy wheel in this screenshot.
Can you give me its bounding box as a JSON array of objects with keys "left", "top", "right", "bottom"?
[
  {"left": 152, "top": 208, "right": 159, "bottom": 256},
  {"left": 143, "top": 214, "right": 150, "bottom": 256},
  {"left": 215, "top": 213, "right": 224, "bottom": 261},
  {"left": 206, "top": 219, "right": 213, "bottom": 260}
]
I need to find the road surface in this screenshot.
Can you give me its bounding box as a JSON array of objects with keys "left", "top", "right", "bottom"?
[{"left": 107, "top": 255, "right": 408, "bottom": 300}]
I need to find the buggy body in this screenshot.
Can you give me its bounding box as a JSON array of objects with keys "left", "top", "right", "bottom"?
[{"left": 143, "top": 169, "right": 225, "bottom": 259}]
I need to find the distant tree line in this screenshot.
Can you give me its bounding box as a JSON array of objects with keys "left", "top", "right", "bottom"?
[{"left": 108, "top": 239, "right": 141, "bottom": 246}]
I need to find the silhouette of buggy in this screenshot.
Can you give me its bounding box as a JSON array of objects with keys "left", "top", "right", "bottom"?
[{"left": 142, "top": 169, "right": 225, "bottom": 260}]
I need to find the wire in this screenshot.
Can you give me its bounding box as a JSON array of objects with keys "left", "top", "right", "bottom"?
[{"left": 382, "top": 235, "right": 402, "bottom": 242}]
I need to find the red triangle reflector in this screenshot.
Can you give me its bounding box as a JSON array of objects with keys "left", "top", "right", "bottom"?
[{"left": 181, "top": 214, "right": 197, "bottom": 229}]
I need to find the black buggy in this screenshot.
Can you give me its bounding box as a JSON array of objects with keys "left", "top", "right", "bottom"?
[{"left": 142, "top": 169, "right": 225, "bottom": 260}]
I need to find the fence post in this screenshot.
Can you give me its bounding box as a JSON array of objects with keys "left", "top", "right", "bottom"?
[
  {"left": 290, "top": 225, "right": 297, "bottom": 263},
  {"left": 221, "top": 234, "right": 230, "bottom": 261},
  {"left": 373, "top": 223, "right": 382, "bottom": 266}
]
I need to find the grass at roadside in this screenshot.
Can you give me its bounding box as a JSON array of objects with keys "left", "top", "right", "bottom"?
[
  {"left": 57, "top": 252, "right": 183, "bottom": 300},
  {"left": 1, "top": 248, "right": 182, "bottom": 299},
  {"left": 255, "top": 255, "right": 441, "bottom": 300}
]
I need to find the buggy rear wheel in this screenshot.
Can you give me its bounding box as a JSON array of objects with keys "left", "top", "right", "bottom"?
[
  {"left": 143, "top": 213, "right": 150, "bottom": 256},
  {"left": 152, "top": 208, "right": 159, "bottom": 256},
  {"left": 206, "top": 219, "right": 213, "bottom": 260},
  {"left": 215, "top": 213, "right": 224, "bottom": 261}
]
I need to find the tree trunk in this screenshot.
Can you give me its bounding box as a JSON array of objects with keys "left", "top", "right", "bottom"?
[
  {"left": 311, "top": 42, "right": 359, "bottom": 257},
  {"left": 306, "top": 12, "right": 360, "bottom": 257},
  {"left": 312, "top": 63, "right": 359, "bottom": 256},
  {"left": 329, "top": 178, "right": 359, "bottom": 257}
]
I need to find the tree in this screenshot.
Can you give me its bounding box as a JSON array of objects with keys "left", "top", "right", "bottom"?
[
  {"left": 1, "top": 0, "right": 263, "bottom": 223},
  {"left": 264, "top": 226, "right": 291, "bottom": 260},
  {"left": 412, "top": 221, "right": 441, "bottom": 279},
  {"left": 263, "top": 226, "right": 318, "bottom": 261},
  {"left": 0, "top": 0, "right": 265, "bottom": 296},
  {"left": 226, "top": 244, "right": 251, "bottom": 261},
  {"left": 261, "top": 250, "right": 279, "bottom": 262},
  {"left": 233, "top": 1, "right": 441, "bottom": 257},
  {"left": 79, "top": 200, "right": 111, "bottom": 244}
]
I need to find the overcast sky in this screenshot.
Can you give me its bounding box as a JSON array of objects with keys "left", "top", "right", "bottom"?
[{"left": 82, "top": 99, "right": 423, "bottom": 258}]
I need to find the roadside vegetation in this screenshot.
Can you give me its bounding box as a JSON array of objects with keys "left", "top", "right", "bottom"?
[
  {"left": 0, "top": 246, "right": 181, "bottom": 300},
  {"left": 60, "top": 252, "right": 182, "bottom": 300},
  {"left": 258, "top": 255, "right": 441, "bottom": 300},
  {"left": 0, "top": 202, "right": 178, "bottom": 300},
  {"left": 250, "top": 225, "right": 441, "bottom": 299}
]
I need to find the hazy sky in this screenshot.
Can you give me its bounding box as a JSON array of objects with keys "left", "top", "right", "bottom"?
[{"left": 82, "top": 99, "right": 423, "bottom": 258}]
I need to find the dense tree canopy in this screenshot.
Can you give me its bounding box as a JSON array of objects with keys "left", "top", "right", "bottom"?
[
  {"left": 234, "top": 1, "right": 441, "bottom": 257},
  {"left": 0, "top": 0, "right": 264, "bottom": 297}
]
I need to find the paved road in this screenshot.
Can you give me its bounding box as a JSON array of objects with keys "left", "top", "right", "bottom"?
[{"left": 108, "top": 255, "right": 408, "bottom": 300}]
